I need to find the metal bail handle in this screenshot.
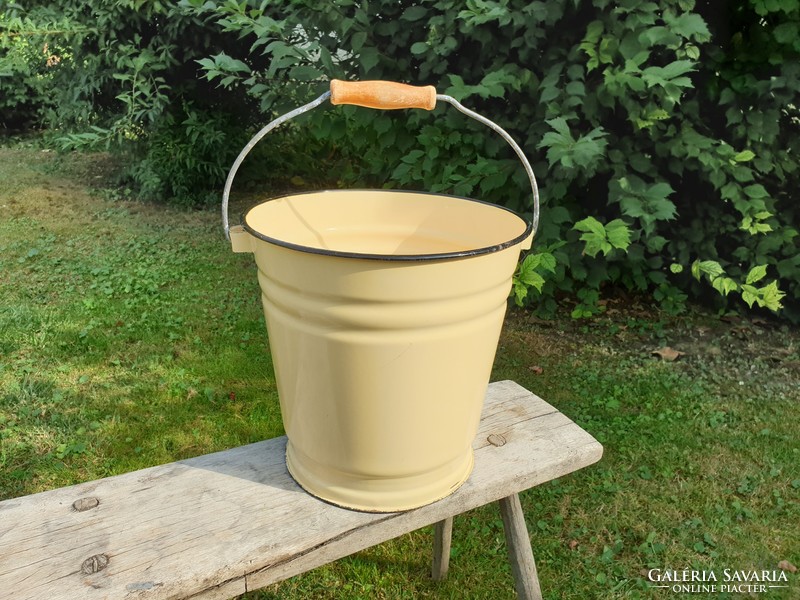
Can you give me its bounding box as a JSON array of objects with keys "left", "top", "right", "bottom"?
[{"left": 222, "top": 80, "right": 540, "bottom": 240}]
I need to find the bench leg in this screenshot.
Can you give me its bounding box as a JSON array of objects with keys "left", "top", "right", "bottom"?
[
  {"left": 499, "top": 494, "right": 543, "bottom": 600},
  {"left": 431, "top": 517, "right": 453, "bottom": 581}
]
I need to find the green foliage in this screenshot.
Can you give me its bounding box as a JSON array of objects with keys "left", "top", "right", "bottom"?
[
  {"left": 512, "top": 248, "right": 558, "bottom": 307},
  {"left": 0, "top": 1, "right": 255, "bottom": 205},
  {"left": 571, "top": 288, "right": 606, "bottom": 319},
  {"left": 4, "top": 0, "right": 799, "bottom": 317},
  {"left": 574, "top": 217, "right": 631, "bottom": 258},
  {"left": 0, "top": 6, "right": 81, "bottom": 129},
  {"left": 178, "top": 0, "right": 798, "bottom": 319},
  {"left": 691, "top": 260, "right": 786, "bottom": 311},
  {"left": 121, "top": 104, "right": 248, "bottom": 207},
  {"left": 538, "top": 117, "right": 608, "bottom": 173}
]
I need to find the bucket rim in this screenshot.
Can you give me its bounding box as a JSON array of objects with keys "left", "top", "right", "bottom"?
[{"left": 241, "top": 189, "right": 533, "bottom": 262}]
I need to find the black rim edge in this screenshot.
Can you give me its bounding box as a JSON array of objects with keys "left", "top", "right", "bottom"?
[{"left": 241, "top": 189, "right": 533, "bottom": 262}]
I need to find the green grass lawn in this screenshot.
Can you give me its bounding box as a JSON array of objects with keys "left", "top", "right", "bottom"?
[{"left": 1, "top": 148, "right": 798, "bottom": 599}]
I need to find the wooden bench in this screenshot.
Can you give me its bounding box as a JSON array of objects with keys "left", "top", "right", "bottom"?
[{"left": 0, "top": 380, "right": 603, "bottom": 599}]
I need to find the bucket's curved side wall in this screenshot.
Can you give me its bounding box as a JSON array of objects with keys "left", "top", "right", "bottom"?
[{"left": 252, "top": 243, "right": 524, "bottom": 512}]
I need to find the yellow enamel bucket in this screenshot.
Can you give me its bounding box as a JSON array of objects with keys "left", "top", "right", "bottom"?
[{"left": 223, "top": 80, "right": 540, "bottom": 512}]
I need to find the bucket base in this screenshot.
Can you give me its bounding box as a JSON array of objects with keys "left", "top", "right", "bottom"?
[{"left": 285, "top": 441, "right": 474, "bottom": 513}]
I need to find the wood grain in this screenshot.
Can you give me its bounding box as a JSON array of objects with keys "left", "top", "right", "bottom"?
[
  {"left": 0, "top": 380, "right": 602, "bottom": 600},
  {"left": 499, "top": 494, "right": 543, "bottom": 600},
  {"left": 431, "top": 518, "right": 453, "bottom": 581}
]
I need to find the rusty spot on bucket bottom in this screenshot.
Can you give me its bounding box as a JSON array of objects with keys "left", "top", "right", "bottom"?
[
  {"left": 81, "top": 554, "right": 109, "bottom": 575},
  {"left": 487, "top": 433, "right": 506, "bottom": 447}
]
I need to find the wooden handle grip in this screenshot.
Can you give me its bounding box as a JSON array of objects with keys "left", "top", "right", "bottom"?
[{"left": 330, "top": 80, "right": 437, "bottom": 110}]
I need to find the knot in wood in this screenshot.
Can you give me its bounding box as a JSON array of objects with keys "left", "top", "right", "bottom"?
[
  {"left": 72, "top": 497, "right": 100, "bottom": 512},
  {"left": 487, "top": 433, "right": 506, "bottom": 447},
  {"left": 81, "top": 554, "right": 109, "bottom": 574}
]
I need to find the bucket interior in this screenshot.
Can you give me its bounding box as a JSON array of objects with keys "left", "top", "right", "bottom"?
[{"left": 243, "top": 190, "right": 530, "bottom": 259}]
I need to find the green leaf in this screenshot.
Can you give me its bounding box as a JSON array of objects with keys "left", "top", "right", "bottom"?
[
  {"left": 741, "top": 287, "right": 758, "bottom": 308},
  {"left": 641, "top": 26, "right": 679, "bottom": 47},
  {"left": 574, "top": 216, "right": 606, "bottom": 237},
  {"left": 670, "top": 263, "right": 683, "bottom": 274},
  {"left": 571, "top": 129, "right": 608, "bottom": 168},
  {"left": 410, "top": 42, "right": 428, "bottom": 55},
  {"left": 647, "top": 181, "right": 675, "bottom": 199},
  {"left": 605, "top": 219, "right": 631, "bottom": 250},
  {"left": 401, "top": 6, "right": 428, "bottom": 21},
  {"left": 617, "top": 178, "right": 676, "bottom": 224},
  {"left": 743, "top": 184, "right": 768, "bottom": 199},
  {"left": 351, "top": 31, "right": 367, "bottom": 51},
  {"left": 520, "top": 270, "right": 545, "bottom": 292},
  {"left": 520, "top": 253, "right": 542, "bottom": 272},
  {"left": 773, "top": 22, "right": 798, "bottom": 44},
  {"left": 548, "top": 206, "right": 571, "bottom": 224},
  {"left": 539, "top": 253, "right": 557, "bottom": 273},
  {"left": 516, "top": 252, "right": 554, "bottom": 290},
  {"left": 289, "top": 65, "right": 322, "bottom": 81},
  {"left": 545, "top": 117, "right": 572, "bottom": 138},
  {"left": 479, "top": 69, "right": 519, "bottom": 98},
  {"left": 646, "top": 236, "right": 668, "bottom": 251},
  {"left": 664, "top": 13, "right": 711, "bottom": 42},
  {"left": 217, "top": 53, "right": 251, "bottom": 73},
  {"left": 647, "top": 108, "right": 670, "bottom": 122},
  {"left": 647, "top": 197, "right": 677, "bottom": 221},
  {"left": 581, "top": 237, "right": 610, "bottom": 258},
  {"left": 745, "top": 265, "right": 768, "bottom": 284},
  {"left": 629, "top": 153, "right": 652, "bottom": 173},
  {"left": 691, "top": 259, "right": 725, "bottom": 281},
  {"left": 566, "top": 81, "right": 585, "bottom": 96},
  {"left": 513, "top": 281, "right": 528, "bottom": 306},
  {"left": 538, "top": 120, "right": 607, "bottom": 171},
  {"left": 598, "top": 37, "right": 618, "bottom": 64},
  {"left": 574, "top": 217, "right": 621, "bottom": 257},
  {"left": 660, "top": 60, "right": 697, "bottom": 80},
  {"left": 732, "top": 166, "right": 754, "bottom": 182},
  {"left": 758, "top": 280, "right": 785, "bottom": 311},
  {"left": 512, "top": 249, "right": 558, "bottom": 306},
  {"left": 480, "top": 168, "right": 508, "bottom": 194},
  {"left": 734, "top": 150, "right": 755, "bottom": 162},
  {"left": 360, "top": 47, "right": 380, "bottom": 74},
  {"left": 711, "top": 276, "right": 738, "bottom": 296},
  {"left": 538, "top": 136, "right": 573, "bottom": 168},
  {"left": 585, "top": 20, "right": 604, "bottom": 41},
  {"left": 444, "top": 74, "right": 469, "bottom": 100}
]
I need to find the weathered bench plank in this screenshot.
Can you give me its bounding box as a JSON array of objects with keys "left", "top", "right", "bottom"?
[{"left": 0, "top": 380, "right": 602, "bottom": 600}]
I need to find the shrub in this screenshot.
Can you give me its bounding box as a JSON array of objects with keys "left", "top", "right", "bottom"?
[
  {"left": 0, "top": 5, "right": 64, "bottom": 130},
  {"left": 0, "top": 1, "right": 257, "bottom": 205},
  {"left": 184, "top": 0, "right": 798, "bottom": 318},
  {"left": 118, "top": 103, "right": 246, "bottom": 207}
]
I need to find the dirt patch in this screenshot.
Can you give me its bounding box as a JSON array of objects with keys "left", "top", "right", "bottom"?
[
  {"left": 0, "top": 148, "right": 221, "bottom": 236},
  {"left": 502, "top": 298, "right": 800, "bottom": 400}
]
